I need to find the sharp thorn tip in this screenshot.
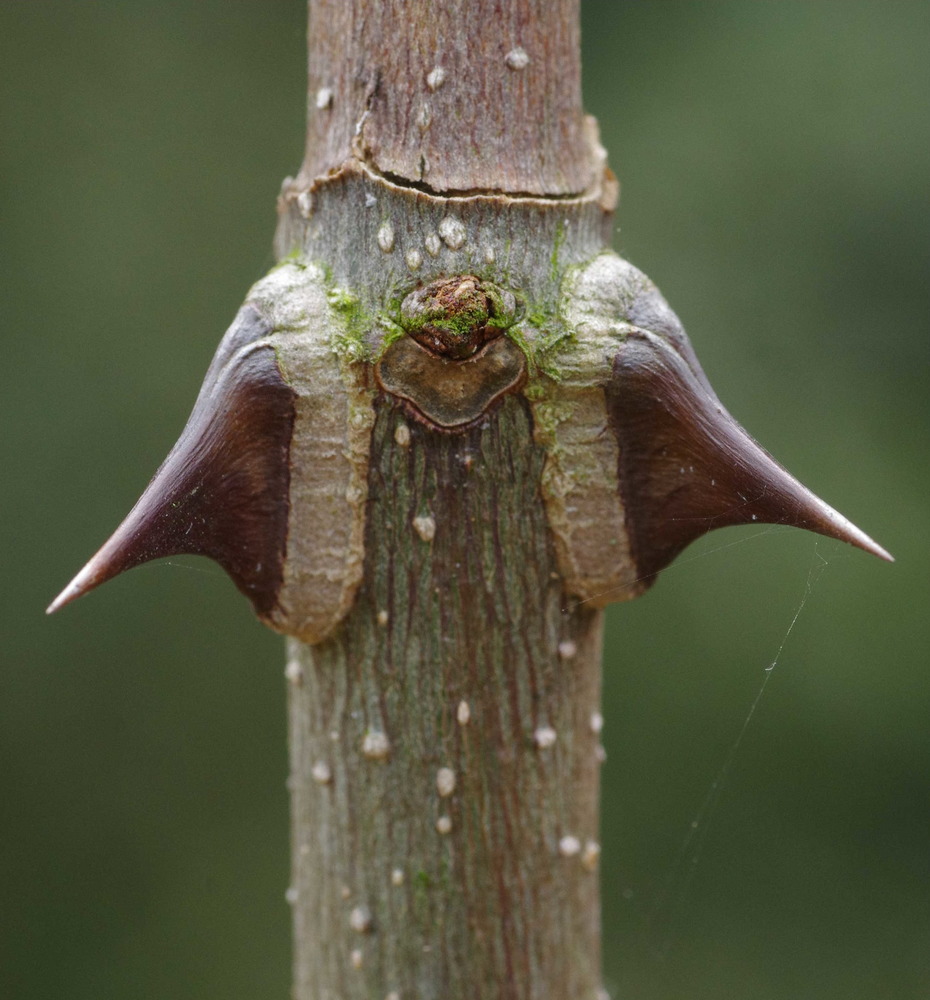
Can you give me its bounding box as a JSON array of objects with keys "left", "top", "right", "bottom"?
[
  {"left": 46, "top": 562, "right": 100, "bottom": 616},
  {"left": 864, "top": 539, "right": 894, "bottom": 563},
  {"left": 46, "top": 587, "right": 76, "bottom": 616}
]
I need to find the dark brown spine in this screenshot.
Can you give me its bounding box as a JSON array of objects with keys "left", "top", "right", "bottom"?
[
  {"left": 606, "top": 331, "right": 892, "bottom": 579},
  {"left": 47, "top": 307, "right": 295, "bottom": 616}
]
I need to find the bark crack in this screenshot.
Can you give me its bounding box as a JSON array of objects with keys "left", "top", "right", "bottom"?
[{"left": 354, "top": 157, "right": 596, "bottom": 202}]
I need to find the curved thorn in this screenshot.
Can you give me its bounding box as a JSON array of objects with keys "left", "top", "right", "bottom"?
[
  {"left": 47, "top": 306, "right": 295, "bottom": 617},
  {"left": 606, "top": 331, "right": 892, "bottom": 581}
]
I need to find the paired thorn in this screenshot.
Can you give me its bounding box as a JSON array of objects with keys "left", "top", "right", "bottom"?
[
  {"left": 47, "top": 306, "right": 296, "bottom": 618},
  {"left": 47, "top": 287, "right": 891, "bottom": 623},
  {"left": 606, "top": 331, "right": 892, "bottom": 580}
]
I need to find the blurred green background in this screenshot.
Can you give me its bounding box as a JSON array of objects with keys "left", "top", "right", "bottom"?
[{"left": 2, "top": 2, "right": 927, "bottom": 997}]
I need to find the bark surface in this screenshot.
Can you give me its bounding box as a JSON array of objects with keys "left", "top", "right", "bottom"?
[
  {"left": 282, "top": 1, "right": 613, "bottom": 996},
  {"left": 288, "top": 399, "right": 605, "bottom": 999},
  {"left": 300, "top": 0, "right": 598, "bottom": 196}
]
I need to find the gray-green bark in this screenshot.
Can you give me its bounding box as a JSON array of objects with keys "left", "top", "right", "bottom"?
[
  {"left": 298, "top": 0, "right": 597, "bottom": 196},
  {"left": 287, "top": 399, "right": 605, "bottom": 998},
  {"left": 278, "top": 1, "right": 615, "bottom": 996}
]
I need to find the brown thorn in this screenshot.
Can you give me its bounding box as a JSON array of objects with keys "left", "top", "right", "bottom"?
[
  {"left": 606, "top": 330, "right": 892, "bottom": 583},
  {"left": 48, "top": 306, "right": 296, "bottom": 617}
]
